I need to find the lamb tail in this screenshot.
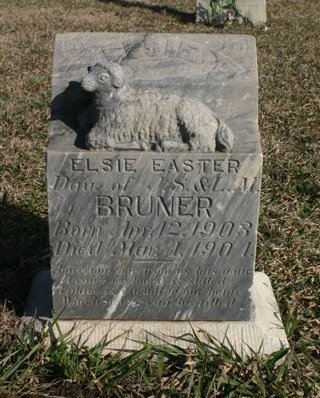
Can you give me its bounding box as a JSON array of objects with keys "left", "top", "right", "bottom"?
[{"left": 216, "top": 119, "right": 233, "bottom": 152}]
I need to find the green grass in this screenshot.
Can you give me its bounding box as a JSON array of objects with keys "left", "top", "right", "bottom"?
[
  {"left": 0, "top": 315, "right": 300, "bottom": 397},
  {"left": 0, "top": 0, "right": 319, "bottom": 396}
]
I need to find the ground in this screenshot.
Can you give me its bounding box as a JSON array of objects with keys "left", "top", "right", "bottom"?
[{"left": 0, "top": 0, "right": 319, "bottom": 397}]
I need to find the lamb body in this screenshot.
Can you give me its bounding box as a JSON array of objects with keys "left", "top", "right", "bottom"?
[{"left": 81, "top": 63, "right": 233, "bottom": 152}]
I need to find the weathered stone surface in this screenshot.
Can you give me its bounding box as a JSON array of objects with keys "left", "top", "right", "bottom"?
[
  {"left": 49, "top": 33, "right": 261, "bottom": 320},
  {"left": 196, "top": 0, "right": 267, "bottom": 26}
]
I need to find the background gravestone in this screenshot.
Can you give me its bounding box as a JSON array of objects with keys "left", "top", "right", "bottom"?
[
  {"left": 196, "top": 0, "right": 267, "bottom": 26},
  {"left": 48, "top": 33, "right": 261, "bottom": 321}
]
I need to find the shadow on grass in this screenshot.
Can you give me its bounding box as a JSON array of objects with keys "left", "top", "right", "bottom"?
[
  {"left": 97, "top": 0, "right": 195, "bottom": 23},
  {"left": 0, "top": 202, "right": 49, "bottom": 315},
  {"left": 51, "top": 81, "right": 93, "bottom": 149}
]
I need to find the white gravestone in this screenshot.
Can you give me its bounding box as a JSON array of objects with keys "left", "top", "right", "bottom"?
[
  {"left": 25, "top": 33, "right": 288, "bottom": 356},
  {"left": 196, "top": 0, "right": 267, "bottom": 26}
]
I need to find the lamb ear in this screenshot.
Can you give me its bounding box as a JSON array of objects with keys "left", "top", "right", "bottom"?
[
  {"left": 108, "top": 63, "right": 125, "bottom": 87},
  {"left": 111, "top": 73, "right": 124, "bottom": 88}
]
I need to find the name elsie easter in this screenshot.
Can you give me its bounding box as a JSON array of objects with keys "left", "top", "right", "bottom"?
[{"left": 68, "top": 157, "right": 241, "bottom": 174}]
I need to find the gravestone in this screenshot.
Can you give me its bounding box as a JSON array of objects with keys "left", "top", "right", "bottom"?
[
  {"left": 49, "top": 33, "right": 261, "bottom": 321},
  {"left": 196, "top": 0, "right": 267, "bottom": 26},
  {"left": 26, "top": 32, "right": 288, "bottom": 355}
]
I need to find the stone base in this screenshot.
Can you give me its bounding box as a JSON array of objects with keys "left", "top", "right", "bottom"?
[
  {"left": 25, "top": 270, "right": 289, "bottom": 356},
  {"left": 25, "top": 271, "right": 288, "bottom": 356}
]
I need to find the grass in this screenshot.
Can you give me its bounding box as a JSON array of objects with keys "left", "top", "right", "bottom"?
[
  {"left": 0, "top": 313, "right": 297, "bottom": 397},
  {"left": 0, "top": 0, "right": 319, "bottom": 396}
]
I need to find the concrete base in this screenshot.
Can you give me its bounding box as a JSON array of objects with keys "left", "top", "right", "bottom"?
[{"left": 25, "top": 271, "right": 288, "bottom": 356}]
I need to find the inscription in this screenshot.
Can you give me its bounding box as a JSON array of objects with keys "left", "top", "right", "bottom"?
[
  {"left": 118, "top": 220, "right": 252, "bottom": 239},
  {"left": 67, "top": 157, "right": 241, "bottom": 174},
  {"left": 52, "top": 174, "right": 260, "bottom": 194},
  {"left": 52, "top": 218, "right": 254, "bottom": 262},
  {"left": 123, "top": 37, "right": 217, "bottom": 66},
  {"left": 55, "top": 264, "right": 253, "bottom": 280},
  {"left": 50, "top": 153, "right": 259, "bottom": 319},
  {"left": 71, "top": 157, "right": 136, "bottom": 173},
  {"left": 110, "top": 239, "right": 252, "bottom": 260},
  {"left": 53, "top": 176, "right": 96, "bottom": 192},
  {"left": 191, "top": 241, "right": 233, "bottom": 257},
  {"left": 53, "top": 241, "right": 102, "bottom": 256},
  {"left": 96, "top": 195, "right": 214, "bottom": 218},
  {"left": 54, "top": 221, "right": 101, "bottom": 239},
  {"left": 192, "top": 176, "right": 260, "bottom": 193},
  {"left": 151, "top": 158, "right": 240, "bottom": 174},
  {"left": 223, "top": 269, "right": 253, "bottom": 275},
  {"left": 57, "top": 264, "right": 111, "bottom": 275},
  {"left": 116, "top": 242, "right": 159, "bottom": 258},
  {"left": 59, "top": 295, "right": 240, "bottom": 309}
]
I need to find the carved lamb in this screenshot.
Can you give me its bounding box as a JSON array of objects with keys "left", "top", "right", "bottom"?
[{"left": 81, "top": 62, "right": 233, "bottom": 152}]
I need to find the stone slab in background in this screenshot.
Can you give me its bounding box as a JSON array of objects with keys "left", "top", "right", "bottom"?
[
  {"left": 196, "top": 0, "right": 267, "bottom": 26},
  {"left": 49, "top": 33, "right": 261, "bottom": 321},
  {"left": 25, "top": 271, "right": 289, "bottom": 356}
]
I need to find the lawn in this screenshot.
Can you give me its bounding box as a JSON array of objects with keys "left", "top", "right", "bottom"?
[{"left": 0, "top": 0, "right": 319, "bottom": 396}]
